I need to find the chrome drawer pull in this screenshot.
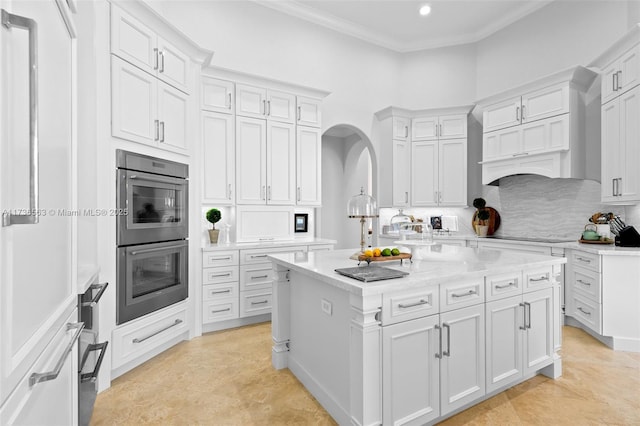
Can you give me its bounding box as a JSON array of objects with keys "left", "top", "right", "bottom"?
[
  {"left": 30, "top": 323, "right": 84, "bottom": 387},
  {"left": 519, "top": 303, "right": 527, "bottom": 330},
  {"left": 210, "top": 273, "right": 232, "bottom": 278},
  {"left": 398, "top": 299, "right": 429, "bottom": 309},
  {"left": 495, "top": 282, "right": 515, "bottom": 290},
  {"left": 251, "top": 275, "right": 269, "bottom": 279},
  {"left": 211, "top": 256, "right": 232, "bottom": 261},
  {"left": 576, "top": 257, "right": 591, "bottom": 263},
  {"left": 250, "top": 254, "right": 268, "bottom": 259},
  {"left": 251, "top": 300, "right": 269, "bottom": 306},
  {"left": 211, "top": 307, "right": 231, "bottom": 314},
  {"left": 210, "top": 289, "right": 231, "bottom": 295},
  {"left": 529, "top": 276, "right": 548, "bottom": 282},
  {"left": 81, "top": 282, "right": 109, "bottom": 307},
  {"left": 443, "top": 323, "right": 451, "bottom": 357},
  {"left": 577, "top": 307, "right": 592, "bottom": 316},
  {"left": 451, "top": 289, "right": 476, "bottom": 298},
  {"left": 435, "top": 324, "right": 442, "bottom": 359},
  {"left": 576, "top": 279, "right": 591, "bottom": 286},
  {"left": 132, "top": 319, "right": 182, "bottom": 344},
  {"left": 79, "top": 341, "right": 109, "bottom": 383}
]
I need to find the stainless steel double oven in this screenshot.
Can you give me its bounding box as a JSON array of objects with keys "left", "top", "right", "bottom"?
[{"left": 116, "top": 150, "right": 189, "bottom": 325}]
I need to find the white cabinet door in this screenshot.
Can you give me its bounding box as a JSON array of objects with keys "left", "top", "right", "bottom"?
[
  {"left": 617, "top": 86, "right": 640, "bottom": 202},
  {"left": 523, "top": 288, "right": 554, "bottom": 375},
  {"left": 156, "top": 36, "right": 190, "bottom": 93},
  {"left": 111, "top": 4, "right": 156, "bottom": 74},
  {"left": 393, "top": 116, "right": 410, "bottom": 140},
  {"left": 602, "top": 44, "right": 640, "bottom": 104},
  {"left": 297, "top": 126, "right": 322, "bottom": 206},
  {"left": 111, "top": 57, "right": 158, "bottom": 145},
  {"left": 439, "top": 114, "right": 467, "bottom": 140},
  {"left": 267, "top": 122, "right": 296, "bottom": 205},
  {"left": 412, "top": 116, "right": 438, "bottom": 141},
  {"left": 439, "top": 305, "right": 485, "bottom": 416},
  {"left": 202, "top": 112, "right": 234, "bottom": 204},
  {"left": 439, "top": 139, "right": 467, "bottom": 206},
  {"left": 0, "top": 0, "right": 75, "bottom": 403},
  {"left": 601, "top": 99, "right": 620, "bottom": 202},
  {"left": 483, "top": 97, "right": 521, "bottom": 133},
  {"left": 521, "top": 84, "right": 569, "bottom": 124},
  {"left": 202, "top": 77, "right": 234, "bottom": 113},
  {"left": 267, "top": 90, "right": 296, "bottom": 124},
  {"left": 485, "top": 295, "right": 523, "bottom": 393},
  {"left": 236, "top": 117, "right": 266, "bottom": 204},
  {"left": 236, "top": 84, "right": 267, "bottom": 119},
  {"left": 411, "top": 141, "right": 438, "bottom": 206},
  {"left": 158, "top": 80, "right": 188, "bottom": 151},
  {"left": 382, "top": 315, "right": 440, "bottom": 426},
  {"left": 392, "top": 140, "right": 411, "bottom": 207},
  {"left": 482, "top": 126, "right": 520, "bottom": 160},
  {"left": 521, "top": 114, "right": 569, "bottom": 155},
  {"left": 296, "top": 96, "right": 322, "bottom": 128}
]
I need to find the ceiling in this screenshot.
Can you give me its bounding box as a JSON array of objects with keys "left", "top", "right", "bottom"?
[{"left": 258, "top": 0, "right": 555, "bottom": 52}]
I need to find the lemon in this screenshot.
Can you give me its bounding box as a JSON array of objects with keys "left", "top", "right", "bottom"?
[
  {"left": 373, "top": 248, "right": 382, "bottom": 257},
  {"left": 363, "top": 249, "right": 373, "bottom": 257}
]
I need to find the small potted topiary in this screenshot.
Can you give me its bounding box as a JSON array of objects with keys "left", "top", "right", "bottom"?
[{"left": 206, "top": 208, "right": 222, "bottom": 243}]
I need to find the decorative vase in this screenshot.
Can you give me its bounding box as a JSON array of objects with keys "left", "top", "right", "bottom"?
[
  {"left": 208, "top": 229, "right": 220, "bottom": 244},
  {"left": 476, "top": 224, "right": 489, "bottom": 237}
]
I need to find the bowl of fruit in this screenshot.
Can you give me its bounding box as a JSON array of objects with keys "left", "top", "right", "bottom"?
[{"left": 358, "top": 247, "right": 411, "bottom": 265}]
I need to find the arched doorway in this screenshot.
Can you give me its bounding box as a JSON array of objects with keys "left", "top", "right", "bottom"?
[{"left": 319, "top": 124, "right": 377, "bottom": 249}]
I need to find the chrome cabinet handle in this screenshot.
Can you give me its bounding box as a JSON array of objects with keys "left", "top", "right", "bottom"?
[
  {"left": 209, "top": 272, "right": 232, "bottom": 278},
  {"left": 521, "top": 105, "right": 526, "bottom": 120},
  {"left": 297, "top": 187, "right": 301, "bottom": 202},
  {"left": 154, "top": 119, "right": 159, "bottom": 141},
  {"left": 211, "top": 307, "right": 231, "bottom": 314},
  {"left": 159, "top": 50, "right": 165, "bottom": 73},
  {"left": 30, "top": 323, "right": 84, "bottom": 387},
  {"left": 262, "top": 185, "right": 266, "bottom": 200},
  {"left": 519, "top": 303, "right": 527, "bottom": 330},
  {"left": 153, "top": 47, "right": 159, "bottom": 70},
  {"left": 404, "top": 125, "right": 408, "bottom": 138},
  {"left": 211, "top": 256, "right": 232, "bottom": 261},
  {"left": 529, "top": 275, "right": 548, "bottom": 282},
  {"left": 613, "top": 178, "right": 617, "bottom": 196},
  {"left": 405, "top": 191, "right": 408, "bottom": 203},
  {"left": 251, "top": 300, "right": 269, "bottom": 305},
  {"left": 258, "top": 238, "right": 274, "bottom": 241},
  {"left": 133, "top": 319, "right": 182, "bottom": 343},
  {"left": 227, "top": 93, "right": 232, "bottom": 110},
  {"left": 512, "top": 152, "right": 530, "bottom": 157},
  {"left": 577, "top": 307, "right": 591, "bottom": 316},
  {"left": 159, "top": 121, "right": 165, "bottom": 142},
  {"left": 251, "top": 275, "right": 269, "bottom": 279},
  {"left": 210, "top": 289, "right": 231, "bottom": 295},
  {"left": 576, "top": 279, "right": 591, "bottom": 286},
  {"left": 398, "top": 299, "right": 430, "bottom": 309},
  {"left": 576, "top": 257, "right": 591, "bottom": 264},
  {"left": 617, "top": 70, "right": 622, "bottom": 90},
  {"left": 439, "top": 124, "right": 442, "bottom": 138},
  {"left": 435, "top": 324, "right": 442, "bottom": 359},
  {"left": 442, "top": 323, "right": 451, "bottom": 357},
  {"left": 267, "top": 100, "right": 271, "bottom": 116},
  {"left": 1, "top": 10, "right": 39, "bottom": 227},
  {"left": 297, "top": 106, "right": 301, "bottom": 121},
  {"left": 228, "top": 183, "right": 232, "bottom": 199},
  {"left": 524, "top": 302, "right": 531, "bottom": 329},
  {"left": 262, "top": 100, "right": 266, "bottom": 115},
  {"left": 617, "top": 178, "right": 622, "bottom": 196},
  {"left": 495, "top": 282, "right": 515, "bottom": 290},
  {"left": 130, "top": 243, "right": 185, "bottom": 255},
  {"left": 613, "top": 72, "right": 618, "bottom": 92},
  {"left": 268, "top": 185, "right": 272, "bottom": 200},
  {"left": 79, "top": 341, "right": 109, "bottom": 383},
  {"left": 250, "top": 254, "right": 268, "bottom": 259},
  {"left": 516, "top": 106, "right": 520, "bottom": 121},
  {"left": 451, "top": 289, "right": 477, "bottom": 298},
  {"left": 81, "top": 282, "right": 109, "bottom": 307}
]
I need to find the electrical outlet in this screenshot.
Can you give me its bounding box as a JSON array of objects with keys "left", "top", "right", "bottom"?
[{"left": 321, "top": 299, "right": 332, "bottom": 316}]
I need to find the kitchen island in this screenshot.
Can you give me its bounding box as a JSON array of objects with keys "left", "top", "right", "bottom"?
[{"left": 270, "top": 245, "right": 566, "bottom": 426}]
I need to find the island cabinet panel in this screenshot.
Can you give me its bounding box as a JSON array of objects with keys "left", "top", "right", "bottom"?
[
  {"left": 523, "top": 288, "right": 554, "bottom": 374},
  {"left": 486, "top": 295, "right": 524, "bottom": 393}
]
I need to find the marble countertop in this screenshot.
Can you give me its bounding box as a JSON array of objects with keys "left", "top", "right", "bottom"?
[
  {"left": 202, "top": 238, "right": 337, "bottom": 252},
  {"left": 269, "top": 245, "right": 565, "bottom": 296}
]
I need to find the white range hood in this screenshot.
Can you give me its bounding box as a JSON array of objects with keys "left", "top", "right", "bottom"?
[{"left": 475, "top": 65, "right": 598, "bottom": 185}]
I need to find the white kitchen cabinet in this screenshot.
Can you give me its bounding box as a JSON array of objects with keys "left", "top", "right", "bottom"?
[
  {"left": 202, "top": 76, "right": 234, "bottom": 114},
  {"left": 236, "top": 84, "right": 296, "bottom": 124},
  {"left": 112, "top": 57, "right": 187, "bottom": 151},
  {"left": 411, "top": 139, "right": 467, "bottom": 207},
  {"left": 392, "top": 139, "right": 411, "bottom": 207},
  {"left": 235, "top": 207, "right": 294, "bottom": 242},
  {"left": 523, "top": 288, "right": 554, "bottom": 374},
  {"left": 393, "top": 116, "right": 411, "bottom": 140},
  {"left": 202, "top": 250, "right": 240, "bottom": 324},
  {"left": 0, "top": 0, "right": 77, "bottom": 408},
  {"left": 235, "top": 116, "right": 295, "bottom": 205},
  {"left": 411, "top": 114, "right": 467, "bottom": 141},
  {"left": 202, "top": 111, "right": 235, "bottom": 204},
  {"left": 296, "top": 126, "right": 322, "bottom": 206},
  {"left": 600, "top": 43, "right": 640, "bottom": 105},
  {"left": 297, "top": 96, "right": 322, "bottom": 128},
  {"left": 601, "top": 84, "right": 640, "bottom": 203},
  {"left": 111, "top": 4, "right": 190, "bottom": 93},
  {"left": 376, "top": 108, "right": 412, "bottom": 207}
]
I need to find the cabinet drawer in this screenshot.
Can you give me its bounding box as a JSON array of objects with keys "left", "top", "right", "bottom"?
[
  {"left": 202, "top": 250, "right": 239, "bottom": 268},
  {"left": 570, "top": 250, "right": 600, "bottom": 273},
  {"left": 440, "top": 279, "right": 484, "bottom": 312},
  {"left": 569, "top": 265, "right": 601, "bottom": 303},
  {"left": 203, "top": 266, "right": 238, "bottom": 285},
  {"left": 382, "top": 287, "right": 439, "bottom": 325},
  {"left": 485, "top": 271, "right": 523, "bottom": 302},
  {"left": 569, "top": 294, "right": 602, "bottom": 334},
  {"left": 240, "top": 246, "right": 307, "bottom": 265},
  {"left": 308, "top": 244, "right": 334, "bottom": 252},
  {"left": 112, "top": 303, "right": 188, "bottom": 368},
  {"left": 203, "top": 298, "right": 239, "bottom": 323},
  {"left": 240, "top": 289, "right": 272, "bottom": 317},
  {"left": 524, "top": 267, "right": 553, "bottom": 292},
  {"left": 203, "top": 282, "right": 238, "bottom": 302},
  {"left": 240, "top": 264, "right": 273, "bottom": 291}
]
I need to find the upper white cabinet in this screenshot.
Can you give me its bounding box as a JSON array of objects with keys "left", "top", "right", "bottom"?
[
  {"left": 392, "top": 116, "right": 410, "bottom": 140},
  {"left": 593, "top": 28, "right": 640, "bottom": 204},
  {"left": 296, "top": 127, "right": 322, "bottom": 206},
  {"left": 111, "top": 4, "right": 190, "bottom": 93},
  {"left": 376, "top": 108, "right": 413, "bottom": 207},
  {"left": 202, "top": 77, "right": 234, "bottom": 114},
  {"left": 202, "top": 111, "right": 235, "bottom": 204},
  {"left": 297, "top": 96, "right": 322, "bottom": 128},
  {"left": 236, "top": 84, "right": 296, "bottom": 124},
  {"left": 412, "top": 114, "right": 467, "bottom": 141},
  {"left": 477, "top": 66, "right": 597, "bottom": 184},
  {"left": 112, "top": 57, "right": 188, "bottom": 151}
]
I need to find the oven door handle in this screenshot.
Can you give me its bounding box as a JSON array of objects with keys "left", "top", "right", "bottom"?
[
  {"left": 79, "top": 341, "right": 109, "bottom": 383},
  {"left": 128, "top": 172, "right": 185, "bottom": 186},
  {"left": 130, "top": 243, "right": 186, "bottom": 256},
  {"left": 81, "top": 282, "right": 109, "bottom": 307}
]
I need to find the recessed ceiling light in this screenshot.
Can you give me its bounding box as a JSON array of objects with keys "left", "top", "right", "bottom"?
[{"left": 419, "top": 4, "right": 431, "bottom": 16}]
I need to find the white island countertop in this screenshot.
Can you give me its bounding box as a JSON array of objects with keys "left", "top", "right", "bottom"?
[
  {"left": 202, "top": 238, "right": 336, "bottom": 251},
  {"left": 269, "top": 244, "right": 566, "bottom": 296}
]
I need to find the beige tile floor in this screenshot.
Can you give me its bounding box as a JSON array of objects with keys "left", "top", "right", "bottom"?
[{"left": 92, "top": 323, "right": 640, "bottom": 425}]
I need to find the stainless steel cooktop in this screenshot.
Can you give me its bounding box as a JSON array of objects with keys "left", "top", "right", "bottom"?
[{"left": 484, "top": 236, "right": 574, "bottom": 244}]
